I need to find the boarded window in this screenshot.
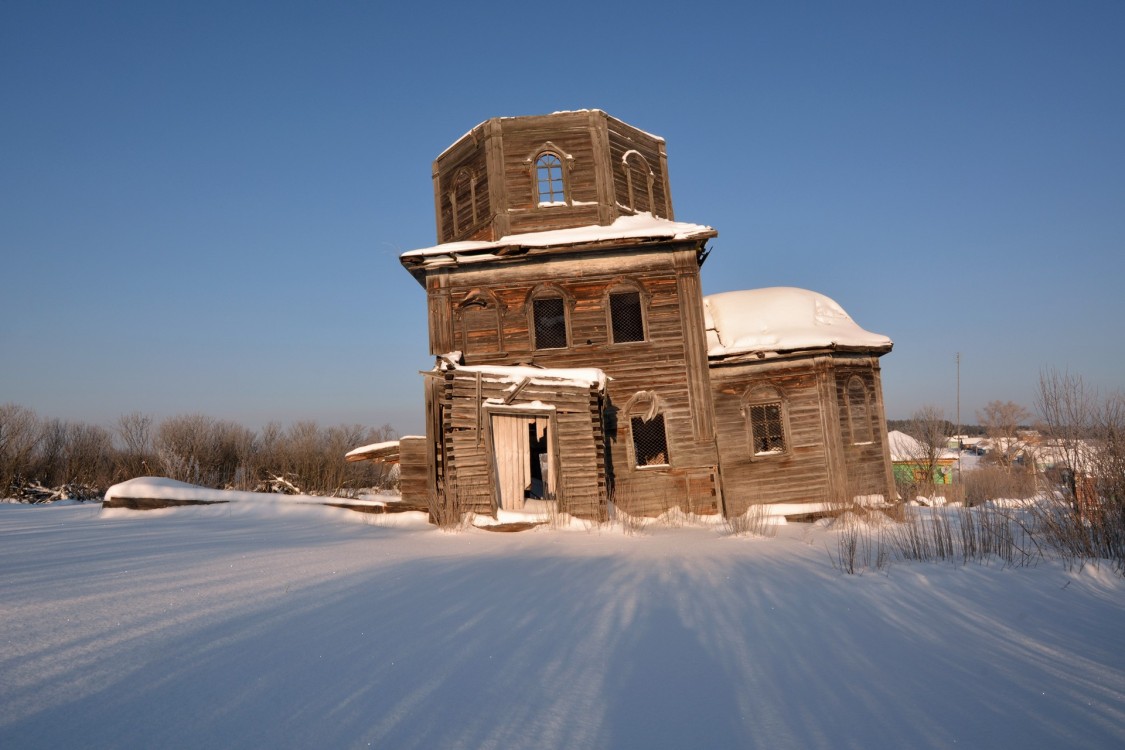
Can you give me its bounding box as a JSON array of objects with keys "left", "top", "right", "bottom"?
[
  {"left": 536, "top": 153, "right": 565, "bottom": 205},
  {"left": 631, "top": 414, "right": 669, "bottom": 467},
  {"left": 609, "top": 291, "right": 645, "bottom": 343},
  {"left": 847, "top": 377, "right": 873, "bottom": 443},
  {"left": 749, "top": 403, "right": 785, "bottom": 455},
  {"left": 533, "top": 296, "right": 567, "bottom": 349}
]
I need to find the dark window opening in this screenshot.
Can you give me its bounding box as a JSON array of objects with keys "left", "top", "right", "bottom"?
[
  {"left": 536, "top": 153, "right": 565, "bottom": 205},
  {"left": 610, "top": 291, "right": 645, "bottom": 343},
  {"left": 631, "top": 414, "right": 669, "bottom": 467},
  {"left": 749, "top": 403, "right": 785, "bottom": 455},
  {"left": 533, "top": 297, "right": 567, "bottom": 349}
]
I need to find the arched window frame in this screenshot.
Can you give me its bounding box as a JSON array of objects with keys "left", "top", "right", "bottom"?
[
  {"left": 447, "top": 167, "right": 478, "bottom": 236},
  {"left": 455, "top": 287, "right": 505, "bottom": 355},
  {"left": 525, "top": 142, "right": 573, "bottom": 208},
  {"left": 604, "top": 278, "right": 650, "bottom": 345},
  {"left": 526, "top": 284, "right": 573, "bottom": 351},
  {"left": 623, "top": 390, "right": 670, "bottom": 469},
  {"left": 742, "top": 384, "right": 791, "bottom": 459},
  {"left": 845, "top": 375, "right": 874, "bottom": 445},
  {"left": 620, "top": 149, "right": 655, "bottom": 214}
]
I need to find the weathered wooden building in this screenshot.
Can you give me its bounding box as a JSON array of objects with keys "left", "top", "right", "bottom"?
[{"left": 394, "top": 110, "right": 895, "bottom": 520}]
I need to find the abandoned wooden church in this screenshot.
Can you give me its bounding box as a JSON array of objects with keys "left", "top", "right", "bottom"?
[{"left": 382, "top": 110, "right": 896, "bottom": 520}]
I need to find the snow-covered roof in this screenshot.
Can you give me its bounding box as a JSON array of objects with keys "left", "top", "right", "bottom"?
[
  {"left": 703, "top": 287, "right": 892, "bottom": 359},
  {"left": 887, "top": 431, "right": 959, "bottom": 462},
  {"left": 453, "top": 363, "right": 608, "bottom": 391},
  {"left": 344, "top": 439, "right": 400, "bottom": 459},
  {"left": 401, "top": 213, "right": 715, "bottom": 262}
]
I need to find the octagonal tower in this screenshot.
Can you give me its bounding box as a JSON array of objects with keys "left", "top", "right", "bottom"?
[{"left": 432, "top": 109, "right": 675, "bottom": 244}]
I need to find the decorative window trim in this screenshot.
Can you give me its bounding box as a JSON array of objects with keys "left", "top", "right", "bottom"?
[
  {"left": 742, "top": 384, "right": 791, "bottom": 459},
  {"left": 845, "top": 375, "right": 874, "bottom": 445},
  {"left": 525, "top": 142, "right": 573, "bottom": 208},
  {"left": 620, "top": 149, "right": 655, "bottom": 214},
  {"left": 455, "top": 287, "right": 505, "bottom": 354},
  {"left": 623, "top": 390, "right": 670, "bottom": 469},
  {"left": 605, "top": 278, "right": 649, "bottom": 345},
  {"left": 526, "top": 284, "right": 573, "bottom": 350}
]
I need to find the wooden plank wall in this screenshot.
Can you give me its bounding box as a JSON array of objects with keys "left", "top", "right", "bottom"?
[
  {"left": 833, "top": 362, "right": 896, "bottom": 500},
  {"left": 711, "top": 360, "right": 834, "bottom": 516},
  {"left": 440, "top": 371, "right": 607, "bottom": 519},
  {"left": 434, "top": 247, "right": 720, "bottom": 514},
  {"left": 397, "top": 436, "right": 430, "bottom": 505},
  {"left": 710, "top": 355, "right": 897, "bottom": 516},
  {"left": 606, "top": 117, "right": 671, "bottom": 219}
]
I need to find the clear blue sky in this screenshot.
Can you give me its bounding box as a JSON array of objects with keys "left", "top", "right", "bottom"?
[{"left": 3, "top": 1, "right": 1123, "bottom": 434}]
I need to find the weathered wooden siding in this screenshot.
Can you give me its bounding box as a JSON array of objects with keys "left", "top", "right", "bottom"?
[
  {"left": 711, "top": 355, "right": 896, "bottom": 516},
  {"left": 430, "top": 245, "right": 720, "bottom": 514},
  {"left": 429, "top": 111, "right": 679, "bottom": 246},
  {"left": 397, "top": 436, "right": 430, "bottom": 505},
  {"left": 607, "top": 118, "right": 671, "bottom": 219},
  {"left": 712, "top": 361, "right": 833, "bottom": 516},
  {"left": 439, "top": 370, "right": 607, "bottom": 519},
  {"left": 834, "top": 361, "right": 896, "bottom": 500}
]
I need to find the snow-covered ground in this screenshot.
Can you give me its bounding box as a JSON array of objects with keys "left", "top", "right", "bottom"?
[{"left": 2, "top": 500, "right": 1123, "bottom": 750}]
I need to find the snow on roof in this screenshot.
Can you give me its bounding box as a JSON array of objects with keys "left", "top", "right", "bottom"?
[
  {"left": 703, "top": 287, "right": 892, "bottom": 358},
  {"left": 345, "top": 439, "right": 401, "bottom": 459},
  {"left": 401, "top": 213, "right": 715, "bottom": 261},
  {"left": 887, "top": 431, "right": 959, "bottom": 462},
  {"left": 454, "top": 364, "right": 608, "bottom": 391}
]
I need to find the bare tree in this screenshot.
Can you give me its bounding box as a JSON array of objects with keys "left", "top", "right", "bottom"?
[
  {"left": 115, "top": 412, "right": 154, "bottom": 479},
  {"left": 0, "top": 403, "right": 43, "bottom": 491},
  {"left": 976, "top": 400, "right": 1032, "bottom": 471}
]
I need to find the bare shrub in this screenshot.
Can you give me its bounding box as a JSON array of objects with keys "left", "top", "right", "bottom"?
[
  {"left": 724, "top": 503, "right": 777, "bottom": 537},
  {"left": 961, "top": 465, "right": 1036, "bottom": 507}
]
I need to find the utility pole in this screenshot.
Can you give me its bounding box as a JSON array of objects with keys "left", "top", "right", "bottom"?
[{"left": 956, "top": 352, "right": 962, "bottom": 480}]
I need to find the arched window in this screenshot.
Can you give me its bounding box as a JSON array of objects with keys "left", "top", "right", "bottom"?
[
  {"left": 535, "top": 153, "right": 566, "bottom": 205},
  {"left": 606, "top": 280, "right": 648, "bottom": 344},
  {"left": 744, "top": 384, "right": 789, "bottom": 457},
  {"left": 528, "top": 285, "right": 571, "bottom": 350},
  {"left": 457, "top": 288, "right": 503, "bottom": 354},
  {"left": 526, "top": 142, "right": 572, "bottom": 208},
  {"left": 621, "top": 150, "right": 654, "bottom": 214},
  {"left": 846, "top": 375, "right": 873, "bottom": 444},
  {"left": 625, "top": 391, "right": 669, "bottom": 468},
  {"left": 448, "top": 167, "right": 477, "bottom": 235}
]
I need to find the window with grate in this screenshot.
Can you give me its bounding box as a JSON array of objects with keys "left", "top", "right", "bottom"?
[
  {"left": 631, "top": 414, "right": 669, "bottom": 467},
  {"left": 749, "top": 403, "right": 785, "bottom": 455},
  {"left": 609, "top": 290, "right": 645, "bottom": 343},
  {"left": 533, "top": 296, "right": 568, "bottom": 349},
  {"left": 536, "top": 153, "right": 565, "bottom": 205}
]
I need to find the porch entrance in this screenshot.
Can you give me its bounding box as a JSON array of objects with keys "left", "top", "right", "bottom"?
[{"left": 490, "top": 413, "right": 555, "bottom": 510}]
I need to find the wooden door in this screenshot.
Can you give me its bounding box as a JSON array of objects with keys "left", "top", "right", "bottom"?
[{"left": 490, "top": 414, "right": 554, "bottom": 510}]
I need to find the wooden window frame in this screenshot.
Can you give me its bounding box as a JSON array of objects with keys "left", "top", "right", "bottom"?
[
  {"left": 455, "top": 287, "right": 505, "bottom": 355},
  {"left": 527, "top": 284, "right": 572, "bottom": 351},
  {"left": 605, "top": 280, "right": 649, "bottom": 345},
  {"left": 743, "top": 384, "right": 791, "bottom": 460},
  {"left": 623, "top": 390, "right": 670, "bottom": 470},
  {"left": 525, "top": 142, "right": 573, "bottom": 209},
  {"left": 620, "top": 149, "right": 655, "bottom": 214},
  {"left": 845, "top": 375, "right": 874, "bottom": 445}
]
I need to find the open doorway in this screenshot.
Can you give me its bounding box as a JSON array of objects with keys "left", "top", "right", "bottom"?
[{"left": 489, "top": 412, "right": 555, "bottom": 510}]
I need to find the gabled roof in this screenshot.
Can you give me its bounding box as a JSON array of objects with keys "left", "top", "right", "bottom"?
[{"left": 704, "top": 287, "right": 892, "bottom": 359}]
